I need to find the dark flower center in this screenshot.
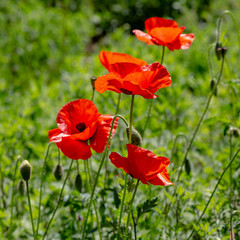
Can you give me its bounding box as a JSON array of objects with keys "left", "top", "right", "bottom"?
[
  {"left": 120, "top": 88, "right": 132, "bottom": 95},
  {"left": 76, "top": 122, "right": 87, "bottom": 132}
]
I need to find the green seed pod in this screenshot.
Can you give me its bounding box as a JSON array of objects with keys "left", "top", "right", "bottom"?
[
  {"left": 215, "top": 42, "right": 222, "bottom": 60},
  {"left": 17, "top": 179, "right": 26, "bottom": 196},
  {"left": 126, "top": 127, "right": 142, "bottom": 146},
  {"left": 75, "top": 173, "right": 82, "bottom": 193},
  {"left": 230, "top": 127, "right": 240, "bottom": 138},
  {"left": 53, "top": 164, "right": 64, "bottom": 181},
  {"left": 19, "top": 160, "right": 32, "bottom": 181},
  {"left": 90, "top": 76, "right": 97, "bottom": 90},
  {"left": 210, "top": 78, "right": 217, "bottom": 96}
]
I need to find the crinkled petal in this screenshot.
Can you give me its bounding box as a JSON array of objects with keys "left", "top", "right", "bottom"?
[
  {"left": 145, "top": 17, "right": 178, "bottom": 32},
  {"left": 109, "top": 152, "right": 130, "bottom": 174},
  {"left": 90, "top": 115, "right": 119, "bottom": 153},
  {"left": 56, "top": 99, "right": 99, "bottom": 139},
  {"left": 99, "top": 50, "right": 147, "bottom": 71},
  {"left": 55, "top": 135, "right": 92, "bottom": 160},
  {"left": 132, "top": 30, "right": 155, "bottom": 45},
  {"left": 95, "top": 73, "right": 122, "bottom": 94},
  {"left": 148, "top": 170, "right": 173, "bottom": 186},
  {"left": 179, "top": 33, "right": 195, "bottom": 49},
  {"left": 150, "top": 27, "right": 185, "bottom": 44}
]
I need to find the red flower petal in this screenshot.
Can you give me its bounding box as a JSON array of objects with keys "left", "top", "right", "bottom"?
[
  {"left": 99, "top": 50, "right": 147, "bottom": 71},
  {"left": 179, "top": 33, "right": 195, "bottom": 49},
  {"left": 150, "top": 27, "right": 185, "bottom": 45},
  {"left": 56, "top": 135, "right": 92, "bottom": 160},
  {"left": 110, "top": 144, "right": 173, "bottom": 186},
  {"left": 145, "top": 17, "right": 178, "bottom": 33},
  {"left": 56, "top": 99, "right": 100, "bottom": 140},
  {"left": 90, "top": 115, "right": 119, "bottom": 153},
  {"left": 132, "top": 30, "right": 155, "bottom": 45}
]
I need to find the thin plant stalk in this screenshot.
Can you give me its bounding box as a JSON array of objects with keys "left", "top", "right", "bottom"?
[
  {"left": 36, "top": 142, "right": 53, "bottom": 236},
  {"left": 115, "top": 92, "right": 122, "bottom": 115},
  {"left": 229, "top": 133, "right": 233, "bottom": 240},
  {"left": 117, "top": 95, "right": 135, "bottom": 239},
  {"left": 85, "top": 160, "right": 102, "bottom": 240},
  {"left": 81, "top": 115, "right": 128, "bottom": 240},
  {"left": 42, "top": 159, "right": 74, "bottom": 240},
  {"left": 91, "top": 88, "right": 95, "bottom": 102},
  {"left": 165, "top": 48, "right": 225, "bottom": 219},
  {"left": 124, "top": 179, "right": 140, "bottom": 240},
  {"left": 175, "top": 53, "right": 225, "bottom": 184},
  {"left": 26, "top": 181, "right": 37, "bottom": 240},
  {"left": 142, "top": 46, "right": 165, "bottom": 138},
  {"left": 8, "top": 156, "right": 22, "bottom": 238},
  {"left": 187, "top": 148, "right": 240, "bottom": 240}
]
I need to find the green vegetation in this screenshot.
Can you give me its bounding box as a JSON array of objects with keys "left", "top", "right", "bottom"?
[{"left": 0, "top": 0, "right": 240, "bottom": 239}]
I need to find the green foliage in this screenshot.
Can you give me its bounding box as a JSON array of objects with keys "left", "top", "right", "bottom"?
[{"left": 0, "top": 0, "right": 240, "bottom": 239}]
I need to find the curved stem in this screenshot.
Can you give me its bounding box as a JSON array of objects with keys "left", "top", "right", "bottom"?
[
  {"left": 85, "top": 160, "right": 102, "bottom": 240},
  {"left": 160, "top": 46, "right": 165, "bottom": 65},
  {"left": 26, "top": 181, "right": 37, "bottom": 240},
  {"left": 82, "top": 115, "right": 128, "bottom": 240},
  {"left": 124, "top": 180, "right": 140, "bottom": 240},
  {"left": 36, "top": 142, "right": 53, "bottom": 237},
  {"left": 8, "top": 156, "right": 22, "bottom": 238},
  {"left": 187, "top": 148, "right": 240, "bottom": 240},
  {"left": 42, "top": 159, "right": 74, "bottom": 240}
]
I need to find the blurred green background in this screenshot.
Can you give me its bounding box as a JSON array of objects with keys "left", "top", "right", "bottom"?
[{"left": 0, "top": 0, "right": 240, "bottom": 239}]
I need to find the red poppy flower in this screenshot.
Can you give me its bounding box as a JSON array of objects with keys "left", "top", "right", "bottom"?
[
  {"left": 49, "top": 99, "right": 118, "bottom": 160},
  {"left": 99, "top": 50, "right": 148, "bottom": 71},
  {"left": 95, "top": 61, "right": 171, "bottom": 99},
  {"left": 133, "top": 17, "right": 194, "bottom": 51},
  {"left": 109, "top": 144, "right": 173, "bottom": 186}
]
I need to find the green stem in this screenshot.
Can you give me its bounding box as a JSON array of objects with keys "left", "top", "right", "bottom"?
[
  {"left": 36, "top": 143, "right": 53, "bottom": 237},
  {"left": 26, "top": 181, "right": 37, "bottom": 240},
  {"left": 115, "top": 93, "right": 122, "bottom": 115},
  {"left": 128, "top": 95, "right": 135, "bottom": 144},
  {"left": 117, "top": 173, "right": 128, "bottom": 240},
  {"left": 229, "top": 133, "right": 233, "bottom": 240},
  {"left": 124, "top": 180, "right": 140, "bottom": 240},
  {"left": 166, "top": 50, "right": 225, "bottom": 218},
  {"left": 85, "top": 160, "right": 102, "bottom": 240},
  {"left": 82, "top": 115, "right": 128, "bottom": 240},
  {"left": 142, "top": 46, "right": 165, "bottom": 138},
  {"left": 187, "top": 148, "right": 240, "bottom": 240},
  {"left": 91, "top": 88, "right": 95, "bottom": 102},
  {"left": 42, "top": 159, "right": 74, "bottom": 240},
  {"left": 176, "top": 54, "right": 225, "bottom": 184},
  {"left": 8, "top": 156, "right": 22, "bottom": 238}
]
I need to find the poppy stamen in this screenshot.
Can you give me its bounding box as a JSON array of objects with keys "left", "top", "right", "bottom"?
[
  {"left": 120, "top": 88, "right": 132, "bottom": 95},
  {"left": 76, "top": 122, "right": 87, "bottom": 132}
]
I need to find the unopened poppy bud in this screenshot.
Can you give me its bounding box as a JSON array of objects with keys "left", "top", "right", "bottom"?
[
  {"left": 90, "top": 76, "right": 97, "bottom": 90},
  {"left": 17, "top": 179, "right": 26, "bottom": 196},
  {"left": 53, "top": 164, "right": 64, "bottom": 181},
  {"left": 19, "top": 160, "right": 32, "bottom": 181},
  {"left": 210, "top": 78, "right": 217, "bottom": 96},
  {"left": 215, "top": 42, "right": 222, "bottom": 60},
  {"left": 126, "top": 127, "right": 142, "bottom": 146},
  {"left": 75, "top": 173, "right": 82, "bottom": 193},
  {"left": 230, "top": 127, "right": 240, "bottom": 138}
]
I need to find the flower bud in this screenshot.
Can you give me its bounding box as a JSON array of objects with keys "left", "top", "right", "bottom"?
[
  {"left": 53, "top": 164, "right": 64, "bottom": 181},
  {"left": 90, "top": 76, "right": 97, "bottom": 90},
  {"left": 19, "top": 160, "right": 32, "bottom": 181},
  {"left": 210, "top": 78, "right": 217, "bottom": 96},
  {"left": 17, "top": 179, "right": 26, "bottom": 196},
  {"left": 215, "top": 42, "right": 222, "bottom": 60},
  {"left": 75, "top": 173, "right": 82, "bottom": 193},
  {"left": 230, "top": 127, "right": 240, "bottom": 138},
  {"left": 126, "top": 127, "right": 142, "bottom": 146}
]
